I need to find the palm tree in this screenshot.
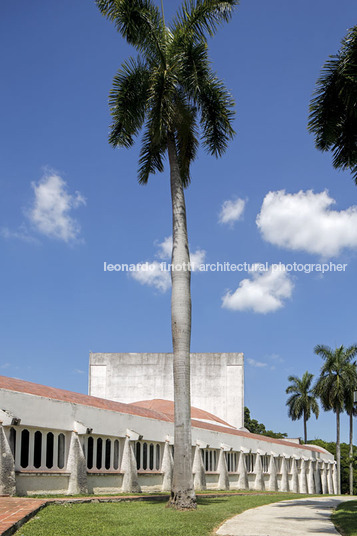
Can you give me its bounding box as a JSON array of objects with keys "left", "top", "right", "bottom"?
[
  {"left": 314, "top": 344, "right": 357, "bottom": 495},
  {"left": 308, "top": 26, "right": 357, "bottom": 183},
  {"left": 343, "top": 375, "right": 357, "bottom": 495},
  {"left": 96, "top": 0, "right": 237, "bottom": 509},
  {"left": 286, "top": 371, "right": 319, "bottom": 444}
]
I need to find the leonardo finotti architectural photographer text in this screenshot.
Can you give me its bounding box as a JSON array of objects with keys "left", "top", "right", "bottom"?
[{"left": 103, "top": 261, "right": 347, "bottom": 274}]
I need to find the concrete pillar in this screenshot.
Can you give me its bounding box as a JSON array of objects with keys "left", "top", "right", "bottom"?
[
  {"left": 314, "top": 461, "right": 322, "bottom": 494},
  {"left": 332, "top": 462, "right": 338, "bottom": 495},
  {"left": 299, "top": 459, "right": 308, "bottom": 494},
  {"left": 121, "top": 436, "right": 140, "bottom": 493},
  {"left": 237, "top": 451, "right": 248, "bottom": 490},
  {"left": 0, "top": 425, "right": 16, "bottom": 496},
  {"left": 280, "top": 456, "right": 289, "bottom": 492},
  {"left": 307, "top": 460, "right": 316, "bottom": 494},
  {"left": 217, "top": 449, "right": 229, "bottom": 490},
  {"left": 161, "top": 441, "right": 173, "bottom": 492},
  {"left": 254, "top": 452, "right": 264, "bottom": 491},
  {"left": 67, "top": 432, "right": 88, "bottom": 495},
  {"left": 321, "top": 462, "right": 328, "bottom": 494},
  {"left": 290, "top": 457, "right": 299, "bottom": 493},
  {"left": 327, "top": 462, "right": 334, "bottom": 495},
  {"left": 267, "top": 454, "right": 278, "bottom": 491},
  {"left": 192, "top": 446, "right": 206, "bottom": 491}
]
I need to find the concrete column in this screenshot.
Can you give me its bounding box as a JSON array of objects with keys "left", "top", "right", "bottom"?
[
  {"left": 67, "top": 432, "right": 88, "bottom": 495},
  {"left": 267, "top": 455, "right": 278, "bottom": 491},
  {"left": 161, "top": 441, "right": 173, "bottom": 492},
  {"left": 299, "top": 459, "right": 308, "bottom": 494},
  {"left": 237, "top": 451, "right": 248, "bottom": 490},
  {"left": 254, "top": 452, "right": 264, "bottom": 491},
  {"left": 217, "top": 449, "right": 229, "bottom": 490},
  {"left": 192, "top": 446, "right": 206, "bottom": 491},
  {"left": 327, "top": 462, "right": 334, "bottom": 495},
  {"left": 307, "top": 460, "right": 316, "bottom": 494},
  {"left": 332, "top": 462, "right": 338, "bottom": 495},
  {"left": 121, "top": 436, "right": 140, "bottom": 493},
  {"left": 321, "top": 462, "right": 328, "bottom": 494},
  {"left": 280, "top": 456, "right": 289, "bottom": 492},
  {"left": 0, "top": 425, "right": 16, "bottom": 496},
  {"left": 314, "top": 461, "right": 322, "bottom": 494},
  {"left": 290, "top": 457, "right": 299, "bottom": 493}
]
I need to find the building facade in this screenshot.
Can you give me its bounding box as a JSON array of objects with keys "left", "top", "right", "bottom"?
[
  {"left": 0, "top": 376, "right": 336, "bottom": 497},
  {"left": 89, "top": 353, "right": 244, "bottom": 430}
]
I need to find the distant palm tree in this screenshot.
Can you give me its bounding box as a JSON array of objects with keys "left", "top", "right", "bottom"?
[
  {"left": 314, "top": 344, "right": 357, "bottom": 494},
  {"left": 96, "top": 0, "right": 237, "bottom": 509},
  {"left": 343, "top": 377, "right": 357, "bottom": 495},
  {"left": 308, "top": 26, "right": 357, "bottom": 183},
  {"left": 286, "top": 371, "right": 319, "bottom": 444}
]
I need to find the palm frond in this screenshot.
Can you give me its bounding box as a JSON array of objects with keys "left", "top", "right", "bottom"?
[
  {"left": 173, "top": 92, "right": 199, "bottom": 187},
  {"left": 198, "top": 72, "right": 236, "bottom": 156},
  {"left": 108, "top": 57, "right": 150, "bottom": 148},
  {"left": 308, "top": 25, "right": 357, "bottom": 183},
  {"left": 96, "top": 0, "right": 164, "bottom": 62},
  {"left": 172, "top": 0, "right": 239, "bottom": 41},
  {"left": 137, "top": 123, "right": 166, "bottom": 184}
]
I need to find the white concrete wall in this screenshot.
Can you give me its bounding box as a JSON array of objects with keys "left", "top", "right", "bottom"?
[
  {"left": 89, "top": 352, "right": 244, "bottom": 429},
  {"left": 0, "top": 386, "right": 335, "bottom": 496}
]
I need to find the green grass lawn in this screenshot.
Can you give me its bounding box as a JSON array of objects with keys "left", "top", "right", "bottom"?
[
  {"left": 332, "top": 500, "right": 357, "bottom": 536},
  {"left": 14, "top": 493, "right": 305, "bottom": 536}
]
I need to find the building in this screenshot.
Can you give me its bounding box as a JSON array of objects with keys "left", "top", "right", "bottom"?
[
  {"left": 0, "top": 369, "right": 336, "bottom": 497},
  {"left": 89, "top": 353, "right": 244, "bottom": 429}
]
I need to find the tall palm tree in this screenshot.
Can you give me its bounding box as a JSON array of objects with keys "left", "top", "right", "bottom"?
[
  {"left": 314, "top": 344, "right": 357, "bottom": 495},
  {"left": 96, "top": 0, "right": 237, "bottom": 509},
  {"left": 308, "top": 26, "right": 357, "bottom": 183},
  {"left": 343, "top": 375, "right": 357, "bottom": 495},
  {"left": 286, "top": 371, "right": 319, "bottom": 444}
]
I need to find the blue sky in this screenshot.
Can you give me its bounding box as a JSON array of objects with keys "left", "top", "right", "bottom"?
[{"left": 1, "top": 0, "right": 357, "bottom": 443}]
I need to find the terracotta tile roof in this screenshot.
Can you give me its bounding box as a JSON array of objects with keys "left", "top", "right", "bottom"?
[
  {"left": 190, "top": 419, "right": 327, "bottom": 454},
  {"left": 0, "top": 376, "right": 172, "bottom": 422},
  {"left": 130, "top": 399, "right": 234, "bottom": 428},
  {"left": 0, "top": 376, "right": 326, "bottom": 455}
]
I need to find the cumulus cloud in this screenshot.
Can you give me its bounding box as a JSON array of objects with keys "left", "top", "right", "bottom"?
[
  {"left": 28, "top": 172, "right": 86, "bottom": 243},
  {"left": 130, "top": 261, "right": 171, "bottom": 292},
  {"left": 130, "top": 236, "right": 206, "bottom": 292},
  {"left": 190, "top": 249, "right": 206, "bottom": 270},
  {"left": 156, "top": 235, "right": 173, "bottom": 259},
  {"left": 256, "top": 189, "right": 357, "bottom": 258},
  {"left": 222, "top": 265, "right": 294, "bottom": 314},
  {"left": 219, "top": 197, "right": 245, "bottom": 226}
]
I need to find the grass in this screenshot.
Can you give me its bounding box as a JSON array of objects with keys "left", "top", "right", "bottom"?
[
  {"left": 26, "top": 489, "right": 278, "bottom": 499},
  {"left": 332, "top": 500, "right": 357, "bottom": 536},
  {"left": 14, "top": 493, "right": 306, "bottom": 536}
]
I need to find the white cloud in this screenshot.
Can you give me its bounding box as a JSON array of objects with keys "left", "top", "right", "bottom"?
[
  {"left": 222, "top": 265, "right": 294, "bottom": 314},
  {"left": 28, "top": 172, "right": 86, "bottom": 243},
  {"left": 257, "top": 189, "right": 357, "bottom": 258},
  {"left": 130, "top": 261, "right": 171, "bottom": 292},
  {"left": 190, "top": 249, "right": 206, "bottom": 271},
  {"left": 0, "top": 225, "right": 39, "bottom": 244},
  {"left": 219, "top": 197, "right": 245, "bottom": 226},
  {"left": 247, "top": 358, "right": 268, "bottom": 368},
  {"left": 156, "top": 236, "right": 172, "bottom": 259},
  {"left": 130, "top": 236, "right": 206, "bottom": 292}
]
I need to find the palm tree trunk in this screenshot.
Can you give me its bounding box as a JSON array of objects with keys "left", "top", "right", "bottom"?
[
  {"left": 349, "top": 410, "right": 353, "bottom": 495},
  {"left": 336, "top": 409, "right": 341, "bottom": 494},
  {"left": 303, "top": 411, "right": 307, "bottom": 444},
  {"left": 167, "top": 136, "right": 196, "bottom": 510}
]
